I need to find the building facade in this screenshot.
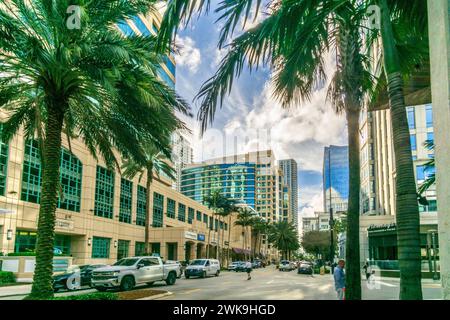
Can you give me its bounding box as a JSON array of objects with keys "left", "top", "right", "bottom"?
[
  {"left": 323, "top": 145, "right": 349, "bottom": 213},
  {"left": 358, "top": 104, "right": 438, "bottom": 269},
  {"left": 171, "top": 131, "right": 194, "bottom": 191},
  {"left": 279, "top": 159, "right": 298, "bottom": 227}
]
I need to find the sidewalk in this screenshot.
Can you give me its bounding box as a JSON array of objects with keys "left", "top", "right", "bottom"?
[{"left": 0, "top": 284, "right": 31, "bottom": 298}]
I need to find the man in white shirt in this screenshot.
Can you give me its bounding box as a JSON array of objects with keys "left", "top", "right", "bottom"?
[{"left": 245, "top": 260, "right": 252, "bottom": 280}]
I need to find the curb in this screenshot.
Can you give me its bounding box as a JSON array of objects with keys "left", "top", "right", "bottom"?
[{"left": 137, "top": 291, "right": 173, "bottom": 300}]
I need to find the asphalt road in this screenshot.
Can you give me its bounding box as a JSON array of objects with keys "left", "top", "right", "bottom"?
[
  {"left": 0, "top": 266, "right": 443, "bottom": 300},
  {"left": 153, "top": 266, "right": 443, "bottom": 300}
]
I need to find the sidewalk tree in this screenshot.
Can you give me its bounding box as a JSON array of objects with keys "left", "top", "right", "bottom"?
[
  {"left": 122, "top": 142, "right": 176, "bottom": 255},
  {"left": 301, "top": 230, "right": 337, "bottom": 260},
  {"left": 0, "top": 0, "right": 188, "bottom": 299},
  {"left": 234, "top": 208, "right": 254, "bottom": 260},
  {"left": 268, "top": 221, "right": 299, "bottom": 260}
]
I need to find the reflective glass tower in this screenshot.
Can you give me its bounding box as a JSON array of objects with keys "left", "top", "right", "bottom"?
[{"left": 323, "top": 145, "right": 349, "bottom": 213}]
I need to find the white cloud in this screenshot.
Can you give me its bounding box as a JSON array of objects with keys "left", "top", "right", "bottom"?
[
  {"left": 175, "top": 36, "right": 202, "bottom": 73},
  {"left": 299, "top": 192, "right": 324, "bottom": 217}
]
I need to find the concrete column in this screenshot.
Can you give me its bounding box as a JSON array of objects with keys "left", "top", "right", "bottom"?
[{"left": 428, "top": 0, "right": 450, "bottom": 299}]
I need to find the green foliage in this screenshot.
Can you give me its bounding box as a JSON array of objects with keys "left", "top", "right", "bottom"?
[
  {"left": 50, "top": 293, "right": 118, "bottom": 300},
  {"left": 268, "top": 221, "right": 299, "bottom": 258},
  {"left": 0, "top": 271, "right": 16, "bottom": 284},
  {"left": 301, "top": 230, "right": 337, "bottom": 258}
]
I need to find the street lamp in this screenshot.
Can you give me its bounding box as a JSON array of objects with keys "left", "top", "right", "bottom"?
[{"left": 428, "top": 229, "right": 440, "bottom": 280}]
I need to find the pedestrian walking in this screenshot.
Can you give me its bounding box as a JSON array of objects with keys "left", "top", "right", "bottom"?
[
  {"left": 363, "top": 262, "right": 370, "bottom": 281},
  {"left": 245, "top": 260, "right": 252, "bottom": 280},
  {"left": 333, "top": 259, "right": 346, "bottom": 300}
]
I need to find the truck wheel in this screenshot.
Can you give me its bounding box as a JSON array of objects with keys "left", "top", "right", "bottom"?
[
  {"left": 120, "top": 276, "right": 135, "bottom": 291},
  {"left": 202, "top": 271, "right": 206, "bottom": 278},
  {"left": 215, "top": 270, "right": 220, "bottom": 277},
  {"left": 165, "top": 272, "right": 176, "bottom": 285},
  {"left": 185, "top": 275, "right": 190, "bottom": 279},
  {"left": 95, "top": 287, "right": 107, "bottom": 292}
]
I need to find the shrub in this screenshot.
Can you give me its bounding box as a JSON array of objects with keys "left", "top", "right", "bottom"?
[
  {"left": 51, "top": 293, "right": 118, "bottom": 300},
  {"left": 0, "top": 271, "right": 16, "bottom": 284}
]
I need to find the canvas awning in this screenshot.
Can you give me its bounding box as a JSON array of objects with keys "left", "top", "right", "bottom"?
[{"left": 232, "top": 248, "right": 251, "bottom": 255}]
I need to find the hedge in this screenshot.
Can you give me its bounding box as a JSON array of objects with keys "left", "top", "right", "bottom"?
[
  {"left": 6, "top": 252, "right": 71, "bottom": 257},
  {"left": 0, "top": 271, "right": 16, "bottom": 284},
  {"left": 51, "top": 293, "right": 118, "bottom": 300}
]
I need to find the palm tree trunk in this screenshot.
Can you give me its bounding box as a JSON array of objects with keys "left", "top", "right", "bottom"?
[
  {"left": 242, "top": 227, "right": 246, "bottom": 261},
  {"left": 144, "top": 168, "right": 153, "bottom": 255},
  {"left": 29, "top": 104, "right": 64, "bottom": 299},
  {"left": 378, "top": 0, "right": 422, "bottom": 300},
  {"left": 345, "top": 109, "right": 362, "bottom": 300},
  {"left": 216, "top": 215, "right": 220, "bottom": 260}
]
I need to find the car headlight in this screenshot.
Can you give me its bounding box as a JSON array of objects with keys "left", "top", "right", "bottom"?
[{"left": 113, "top": 271, "right": 120, "bottom": 276}]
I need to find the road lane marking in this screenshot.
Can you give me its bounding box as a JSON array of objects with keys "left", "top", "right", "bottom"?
[
  {"left": 266, "top": 280, "right": 274, "bottom": 284},
  {"left": 377, "top": 281, "right": 397, "bottom": 287},
  {"left": 180, "top": 288, "right": 202, "bottom": 294}
]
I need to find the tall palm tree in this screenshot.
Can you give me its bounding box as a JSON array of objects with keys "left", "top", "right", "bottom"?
[
  {"left": 122, "top": 142, "right": 176, "bottom": 255},
  {"left": 234, "top": 208, "right": 254, "bottom": 260},
  {"left": 0, "top": 0, "right": 188, "bottom": 299},
  {"left": 250, "top": 216, "right": 267, "bottom": 258},
  {"left": 373, "top": 0, "right": 428, "bottom": 300},
  {"left": 418, "top": 140, "right": 435, "bottom": 195},
  {"left": 268, "top": 221, "right": 299, "bottom": 260},
  {"left": 203, "top": 190, "right": 227, "bottom": 258}
]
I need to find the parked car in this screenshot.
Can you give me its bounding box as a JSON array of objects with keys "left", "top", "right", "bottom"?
[
  {"left": 233, "top": 262, "right": 247, "bottom": 272},
  {"left": 252, "top": 260, "right": 262, "bottom": 268},
  {"left": 53, "top": 264, "right": 107, "bottom": 292},
  {"left": 297, "top": 262, "right": 314, "bottom": 275},
  {"left": 278, "top": 260, "right": 295, "bottom": 271},
  {"left": 165, "top": 260, "right": 183, "bottom": 278},
  {"left": 91, "top": 256, "right": 180, "bottom": 291},
  {"left": 227, "top": 261, "right": 243, "bottom": 271},
  {"left": 185, "top": 259, "right": 220, "bottom": 278}
]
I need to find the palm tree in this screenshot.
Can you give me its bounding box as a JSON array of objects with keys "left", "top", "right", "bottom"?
[
  {"left": 203, "top": 190, "right": 227, "bottom": 259},
  {"left": 0, "top": 0, "right": 188, "bottom": 299},
  {"left": 268, "top": 221, "right": 299, "bottom": 260},
  {"left": 122, "top": 142, "right": 176, "bottom": 255},
  {"left": 234, "top": 208, "right": 254, "bottom": 261},
  {"left": 418, "top": 140, "right": 435, "bottom": 195},
  {"left": 250, "top": 217, "right": 268, "bottom": 258},
  {"left": 374, "top": 0, "right": 428, "bottom": 299}
]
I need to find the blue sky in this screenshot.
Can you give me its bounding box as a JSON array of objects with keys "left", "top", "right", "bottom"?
[{"left": 171, "top": 2, "right": 348, "bottom": 218}]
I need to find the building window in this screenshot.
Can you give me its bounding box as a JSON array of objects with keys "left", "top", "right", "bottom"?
[
  {"left": 406, "top": 107, "right": 415, "bottom": 129},
  {"left": 132, "top": 16, "right": 150, "bottom": 36},
  {"left": 167, "top": 198, "right": 176, "bottom": 219},
  {"left": 410, "top": 134, "right": 417, "bottom": 151},
  {"left": 203, "top": 213, "right": 208, "bottom": 225},
  {"left": 188, "top": 207, "right": 194, "bottom": 224},
  {"left": 94, "top": 166, "right": 115, "bottom": 218},
  {"left": 427, "top": 132, "right": 434, "bottom": 143},
  {"left": 92, "top": 236, "right": 110, "bottom": 258},
  {"left": 214, "top": 218, "right": 219, "bottom": 231},
  {"left": 136, "top": 185, "right": 147, "bottom": 226},
  {"left": 196, "top": 211, "right": 202, "bottom": 221},
  {"left": 426, "top": 105, "right": 433, "bottom": 128},
  {"left": 21, "top": 140, "right": 82, "bottom": 212},
  {"left": 416, "top": 165, "right": 425, "bottom": 181},
  {"left": 0, "top": 124, "right": 8, "bottom": 196},
  {"left": 119, "top": 179, "right": 133, "bottom": 223},
  {"left": 178, "top": 203, "right": 186, "bottom": 222},
  {"left": 14, "top": 231, "right": 70, "bottom": 255},
  {"left": 135, "top": 241, "right": 145, "bottom": 256},
  {"left": 117, "top": 240, "right": 130, "bottom": 259},
  {"left": 152, "top": 192, "right": 164, "bottom": 227}
]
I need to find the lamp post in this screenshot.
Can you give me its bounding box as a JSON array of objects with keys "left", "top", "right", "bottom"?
[
  {"left": 429, "top": 229, "right": 440, "bottom": 280},
  {"left": 328, "top": 148, "right": 335, "bottom": 273}
]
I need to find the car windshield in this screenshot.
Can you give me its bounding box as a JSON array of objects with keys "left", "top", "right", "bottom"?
[
  {"left": 281, "top": 260, "right": 289, "bottom": 264},
  {"left": 190, "top": 259, "right": 206, "bottom": 266},
  {"left": 113, "top": 258, "right": 139, "bottom": 266},
  {"left": 300, "top": 264, "right": 311, "bottom": 268}
]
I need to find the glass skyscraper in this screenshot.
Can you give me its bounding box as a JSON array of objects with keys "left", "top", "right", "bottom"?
[{"left": 323, "top": 145, "right": 349, "bottom": 213}]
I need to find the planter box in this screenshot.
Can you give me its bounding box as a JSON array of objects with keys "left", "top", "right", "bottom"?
[{"left": 0, "top": 256, "right": 73, "bottom": 282}]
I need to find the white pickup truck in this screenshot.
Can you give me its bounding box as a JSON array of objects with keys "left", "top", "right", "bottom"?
[{"left": 91, "top": 256, "right": 180, "bottom": 291}]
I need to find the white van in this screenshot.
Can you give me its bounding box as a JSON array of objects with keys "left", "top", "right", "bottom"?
[{"left": 184, "top": 259, "right": 220, "bottom": 279}]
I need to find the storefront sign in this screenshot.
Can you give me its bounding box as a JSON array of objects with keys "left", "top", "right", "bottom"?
[
  {"left": 185, "top": 231, "right": 197, "bottom": 240},
  {"left": 197, "top": 234, "right": 205, "bottom": 241},
  {"left": 55, "top": 219, "right": 74, "bottom": 230},
  {"left": 368, "top": 223, "right": 396, "bottom": 233}
]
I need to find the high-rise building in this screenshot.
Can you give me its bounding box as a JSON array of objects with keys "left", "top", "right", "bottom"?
[
  {"left": 323, "top": 146, "right": 349, "bottom": 214},
  {"left": 279, "top": 159, "right": 298, "bottom": 226},
  {"left": 180, "top": 150, "right": 292, "bottom": 224},
  {"left": 171, "top": 131, "right": 194, "bottom": 191}
]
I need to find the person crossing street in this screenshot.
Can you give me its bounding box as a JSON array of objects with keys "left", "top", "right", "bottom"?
[{"left": 245, "top": 260, "right": 253, "bottom": 280}]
